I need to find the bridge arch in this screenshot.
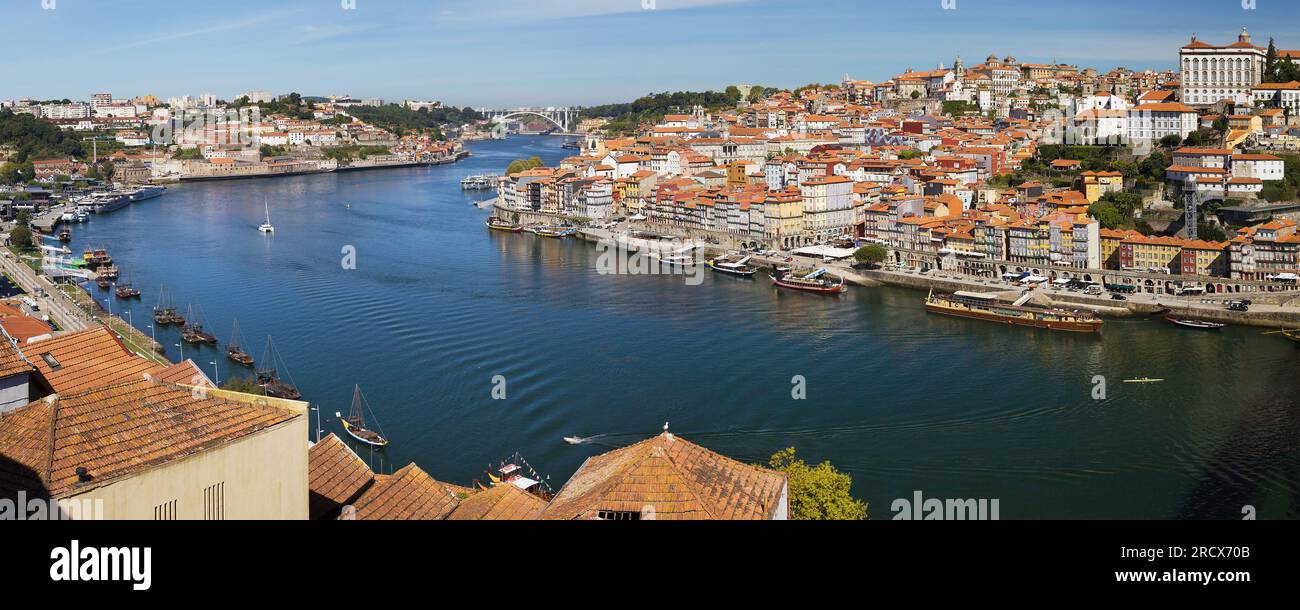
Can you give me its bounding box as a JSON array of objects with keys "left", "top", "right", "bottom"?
[{"left": 489, "top": 111, "right": 573, "bottom": 132}]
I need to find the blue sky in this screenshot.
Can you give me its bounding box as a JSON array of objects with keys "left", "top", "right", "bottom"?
[{"left": 2, "top": 0, "right": 1299, "bottom": 107}]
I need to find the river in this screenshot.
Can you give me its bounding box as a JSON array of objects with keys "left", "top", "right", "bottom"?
[{"left": 62, "top": 135, "right": 1300, "bottom": 519}]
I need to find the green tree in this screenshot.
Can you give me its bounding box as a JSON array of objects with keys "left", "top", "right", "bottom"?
[
  {"left": 1266, "top": 38, "right": 1279, "bottom": 82},
  {"left": 724, "top": 85, "right": 742, "bottom": 102},
  {"left": 10, "top": 210, "right": 34, "bottom": 251},
  {"left": 767, "top": 448, "right": 867, "bottom": 520},
  {"left": 1158, "top": 134, "right": 1182, "bottom": 148},
  {"left": 0, "top": 160, "right": 35, "bottom": 185},
  {"left": 1088, "top": 202, "right": 1125, "bottom": 229},
  {"left": 220, "top": 375, "right": 266, "bottom": 396},
  {"left": 854, "top": 244, "right": 887, "bottom": 265},
  {"left": 504, "top": 155, "right": 543, "bottom": 175}
]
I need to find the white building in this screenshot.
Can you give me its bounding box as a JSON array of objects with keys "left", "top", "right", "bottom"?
[
  {"left": 1179, "top": 29, "right": 1265, "bottom": 106},
  {"left": 1127, "top": 102, "right": 1198, "bottom": 143}
]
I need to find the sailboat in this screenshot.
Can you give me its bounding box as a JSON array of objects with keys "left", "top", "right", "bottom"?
[
  {"left": 153, "top": 288, "right": 172, "bottom": 325},
  {"left": 256, "top": 336, "right": 301, "bottom": 400},
  {"left": 226, "top": 319, "right": 254, "bottom": 366},
  {"left": 339, "top": 385, "right": 388, "bottom": 447},
  {"left": 114, "top": 274, "right": 141, "bottom": 299},
  {"left": 1262, "top": 328, "right": 1300, "bottom": 343},
  {"left": 180, "top": 305, "right": 219, "bottom": 345},
  {"left": 258, "top": 200, "right": 275, "bottom": 233}
]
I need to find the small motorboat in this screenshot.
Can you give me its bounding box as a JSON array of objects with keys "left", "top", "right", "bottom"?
[
  {"left": 563, "top": 436, "right": 584, "bottom": 445},
  {"left": 58, "top": 229, "right": 71, "bottom": 242},
  {"left": 1123, "top": 377, "right": 1166, "bottom": 384},
  {"left": 1164, "top": 315, "right": 1225, "bottom": 330}
]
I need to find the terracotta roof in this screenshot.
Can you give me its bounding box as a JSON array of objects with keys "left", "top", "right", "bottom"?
[
  {"left": 309, "top": 433, "right": 375, "bottom": 519},
  {"left": 0, "top": 378, "right": 299, "bottom": 498},
  {"left": 542, "top": 432, "right": 787, "bottom": 520},
  {"left": 0, "top": 317, "right": 53, "bottom": 345},
  {"left": 446, "top": 483, "right": 548, "bottom": 520},
  {"left": 152, "top": 359, "right": 214, "bottom": 387},
  {"left": 348, "top": 463, "right": 472, "bottom": 520},
  {"left": 0, "top": 340, "right": 32, "bottom": 379},
  {"left": 22, "top": 327, "right": 158, "bottom": 395}
]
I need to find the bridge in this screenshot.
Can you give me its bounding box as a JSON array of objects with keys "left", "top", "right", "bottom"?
[{"left": 477, "top": 107, "right": 582, "bottom": 133}]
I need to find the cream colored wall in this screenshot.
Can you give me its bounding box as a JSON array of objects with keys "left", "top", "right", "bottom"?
[{"left": 65, "top": 392, "right": 309, "bottom": 520}]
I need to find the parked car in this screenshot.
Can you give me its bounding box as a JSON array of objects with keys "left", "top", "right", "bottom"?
[{"left": 1110, "top": 294, "right": 1127, "bottom": 301}]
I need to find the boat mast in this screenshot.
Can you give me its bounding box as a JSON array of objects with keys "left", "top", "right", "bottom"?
[{"left": 350, "top": 385, "right": 366, "bottom": 427}]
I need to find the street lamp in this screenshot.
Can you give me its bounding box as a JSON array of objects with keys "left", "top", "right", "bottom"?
[
  {"left": 147, "top": 324, "right": 155, "bottom": 344},
  {"left": 209, "top": 361, "right": 220, "bottom": 385},
  {"left": 175, "top": 342, "right": 184, "bottom": 362}
]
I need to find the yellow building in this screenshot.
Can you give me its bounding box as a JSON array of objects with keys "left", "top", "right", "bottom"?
[
  {"left": 1080, "top": 171, "right": 1123, "bottom": 203},
  {"left": 763, "top": 187, "right": 805, "bottom": 248}
]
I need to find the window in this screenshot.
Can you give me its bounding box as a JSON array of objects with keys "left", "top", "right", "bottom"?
[
  {"left": 154, "top": 499, "right": 177, "bottom": 520},
  {"left": 204, "top": 482, "right": 225, "bottom": 520},
  {"left": 596, "top": 510, "right": 642, "bottom": 521},
  {"left": 40, "top": 353, "right": 60, "bottom": 370}
]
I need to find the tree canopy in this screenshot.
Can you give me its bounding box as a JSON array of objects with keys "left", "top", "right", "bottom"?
[
  {"left": 767, "top": 448, "right": 867, "bottom": 520},
  {"left": 854, "top": 244, "right": 887, "bottom": 264},
  {"left": 0, "top": 108, "right": 86, "bottom": 162}
]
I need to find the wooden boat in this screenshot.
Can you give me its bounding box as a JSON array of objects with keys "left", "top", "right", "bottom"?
[
  {"left": 257, "top": 336, "right": 301, "bottom": 400},
  {"left": 770, "top": 267, "right": 847, "bottom": 294},
  {"left": 225, "top": 319, "right": 254, "bottom": 366},
  {"left": 82, "top": 248, "right": 111, "bottom": 268},
  {"left": 114, "top": 274, "right": 141, "bottom": 299},
  {"left": 534, "top": 226, "right": 576, "bottom": 238},
  {"left": 1164, "top": 315, "right": 1225, "bottom": 330},
  {"left": 58, "top": 229, "right": 71, "bottom": 242},
  {"left": 485, "top": 216, "right": 523, "bottom": 233},
  {"left": 96, "top": 276, "right": 111, "bottom": 289},
  {"left": 707, "top": 256, "right": 756, "bottom": 277},
  {"left": 477, "top": 456, "right": 554, "bottom": 501},
  {"left": 1261, "top": 329, "right": 1300, "bottom": 343},
  {"left": 180, "top": 305, "right": 219, "bottom": 345},
  {"left": 924, "top": 289, "right": 1103, "bottom": 333},
  {"left": 339, "top": 385, "right": 388, "bottom": 447},
  {"left": 98, "top": 265, "right": 119, "bottom": 280}
]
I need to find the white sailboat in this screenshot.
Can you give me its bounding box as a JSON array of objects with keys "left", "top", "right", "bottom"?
[{"left": 258, "top": 200, "right": 275, "bottom": 233}]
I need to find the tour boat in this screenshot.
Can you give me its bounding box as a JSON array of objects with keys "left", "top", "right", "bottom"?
[
  {"left": 924, "top": 289, "right": 1103, "bottom": 333},
  {"left": 98, "top": 265, "right": 119, "bottom": 280},
  {"left": 707, "top": 256, "right": 756, "bottom": 277},
  {"left": 486, "top": 216, "right": 523, "bottom": 232},
  {"left": 770, "top": 268, "right": 848, "bottom": 294},
  {"left": 258, "top": 200, "right": 275, "bottom": 233},
  {"left": 461, "top": 174, "right": 498, "bottom": 190},
  {"left": 82, "top": 248, "right": 111, "bottom": 268},
  {"left": 96, "top": 276, "right": 111, "bottom": 289},
  {"left": 226, "top": 319, "right": 255, "bottom": 366},
  {"left": 534, "top": 226, "right": 576, "bottom": 238},
  {"left": 1164, "top": 315, "right": 1225, "bottom": 330},
  {"left": 477, "top": 455, "right": 554, "bottom": 501},
  {"left": 127, "top": 185, "right": 165, "bottom": 202},
  {"left": 339, "top": 385, "right": 388, "bottom": 447}
]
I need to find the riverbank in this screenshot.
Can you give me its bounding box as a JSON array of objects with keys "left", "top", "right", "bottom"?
[{"left": 527, "top": 208, "right": 1300, "bottom": 328}]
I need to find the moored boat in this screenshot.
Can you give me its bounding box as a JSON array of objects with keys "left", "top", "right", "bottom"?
[
  {"left": 534, "top": 226, "right": 576, "bottom": 238},
  {"left": 486, "top": 216, "right": 523, "bottom": 232},
  {"left": 58, "top": 229, "right": 71, "bottom": 242},
  {"left": 1164, "top": 315, "right": 1225, "bottom": 330},
  {"left": 924, "top": 289, "right": 1103, "bottom": 333},
  {"left": 339, "top": 385, "right": 388, "bottom": 447},
  {"left": 226, "top": 319, "right": 255, "bottom": 366},
  {"left": 257, "top": 336, "right": 302, "bottom": 400},
  {"left": 770, "top": 267, "right": 847, "bottom": 294},
  {"left": 180, "top": 305, "right": 219, "bottom": 344},
  {"left": 114, "top": 279, "right": 141, "bottom": 299},
  {"left": 707, "top": 255, "right": 756, "bottom": 277}
]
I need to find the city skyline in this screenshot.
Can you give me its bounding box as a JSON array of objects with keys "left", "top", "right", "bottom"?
[{"left": 3, "top": 0, "right": 1300, "bottom": 107}]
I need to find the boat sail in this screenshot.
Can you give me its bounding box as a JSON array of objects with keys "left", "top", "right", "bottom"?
[
  {"left": 226, "top": 319, "right": 254, "bottom": 366},
  {"left": 256, "top": 336, "right": 301, "bottom": 400},
  {"left": 259, "top": 199, "right": 274, "bottom": 233},
  {"left": 181, "top": 304, "right": 219, "bottom": 345},
  {"left": 339, "top": 385, "right": 388, "bottom": 447}
]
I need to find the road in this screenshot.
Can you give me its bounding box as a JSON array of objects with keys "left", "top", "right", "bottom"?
[{"left": 0, "top": 249, "right": 92, "bottom": 332}]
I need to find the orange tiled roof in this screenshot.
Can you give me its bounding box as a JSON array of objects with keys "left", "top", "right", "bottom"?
[
  {"left": 0, "top": 378, "right": 299, "bottom": 498},
  {"left": 348, "top": 463, "right": 472, "bottom": 520},
  {"left": 542, "top": 432, "right": 787, "bottom": 520},
  {"left": 309, "top": 433, "right": 375, "bottom": 519},
  {"left": 0, "top": 340, "right": 32, "bottom": 379},
  {"left": 22, "top": 327, "right": 160, "bottom": 395},
  {"left": 446, "top": 483, "right": 548, "bottom": 520}
]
